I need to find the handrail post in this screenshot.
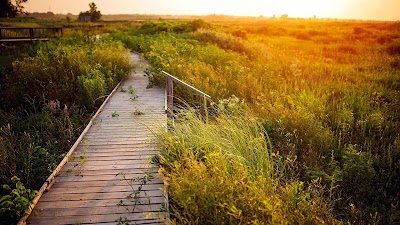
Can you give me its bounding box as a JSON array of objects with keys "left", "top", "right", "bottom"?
[
  {"left": 200, "top": 95, "right": 209, "bottom": 124},
  {"left": 0, "top": 28, "right": 2, "bottom": 40},
  {"left": 166, "top": 76, "right": 174, "bottom": 119}
]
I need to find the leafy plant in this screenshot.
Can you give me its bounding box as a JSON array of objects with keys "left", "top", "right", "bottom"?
[
  {"left": 0, "top": 176, "right": 37, "bottom": 224},
  {"left": 112, "top": 111, "right": 119, "bottom": 117}
]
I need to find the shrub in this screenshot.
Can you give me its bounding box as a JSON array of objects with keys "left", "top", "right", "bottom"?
[{"left": 191, "top": 29, "right": 254, "bottom": 57}]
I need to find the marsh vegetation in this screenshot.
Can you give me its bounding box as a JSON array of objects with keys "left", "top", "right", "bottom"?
[{"left": 1, "top": 17, "right": 399, "bottom": 224}]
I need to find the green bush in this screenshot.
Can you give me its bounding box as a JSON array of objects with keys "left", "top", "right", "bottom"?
[{"left": 0, "top": 176, "right": 37, "bottom": 224}]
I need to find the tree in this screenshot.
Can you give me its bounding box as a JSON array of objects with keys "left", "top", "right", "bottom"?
[
  {"left": 0, "top": 0, "right": 28, "bottom": 18},
  {"left": 78, "top": 2, "right": 102, "bottom": 22}
]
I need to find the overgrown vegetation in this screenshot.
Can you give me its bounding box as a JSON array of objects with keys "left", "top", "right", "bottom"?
[
  {"left": 109, "top": 19, "right": 400, "bottom": 224},
  {"left": 0, "top": 34, "right": 132, "bottom": 223},
  {"left": 157, "top": 105, "right": 340, "bottom": 224}
]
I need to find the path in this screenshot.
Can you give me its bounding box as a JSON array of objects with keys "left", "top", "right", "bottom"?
[{"left": 26, "top": 53, "right": 167, "bottom": 225}]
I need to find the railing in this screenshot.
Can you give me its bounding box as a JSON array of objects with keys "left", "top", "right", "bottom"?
[
  {"left": 163, "top": 71, "right": 211, "bottom": 121},
  {"left": 0, "top": 27, "right": 63, "bottom": 41}
]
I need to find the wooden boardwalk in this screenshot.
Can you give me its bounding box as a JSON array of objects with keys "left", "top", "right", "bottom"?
[{"left": 26, "top": 53, "right": 167, "bottom": 225}]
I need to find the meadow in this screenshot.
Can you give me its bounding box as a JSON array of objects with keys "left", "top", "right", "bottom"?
[
  {"left": 0, "top": 17, "right": 399, "bottom": 224},
  {"left": 108, "top": 18, "right": 400, "bottom": 224}
]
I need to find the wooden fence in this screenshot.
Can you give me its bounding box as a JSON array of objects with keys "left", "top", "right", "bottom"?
[{"left": 0, "top": 27, "right": 63, "bottom": 41}]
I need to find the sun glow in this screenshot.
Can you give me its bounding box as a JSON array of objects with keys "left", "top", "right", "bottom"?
[
  {"left": 152, "top": 0, "right": 347, "bottom": 18},
  {"left": 25, "top": 0, "right": 400, "bottom": 21}
]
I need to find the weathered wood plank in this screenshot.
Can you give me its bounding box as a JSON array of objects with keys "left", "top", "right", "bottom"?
[
  {"left": 32, "top": 204, "right": 164, "bottom": 218},
  {"left": 49, "top": 177, "right": 162, "bottom": 188},
  {"left": 27, "top": 212, "right": 166, "bottom": 225},
  {"left": 40, "top": 190, "right": 163, "bottom": 202},
  {"left": 56, "top": 169, "right": 159, "bottom": 178},
  {"left": 34, "top": 197, "right": 164, "bottom": 209},
  {"left": 43, "top": 183, "right": 163, "bottom": 195}
]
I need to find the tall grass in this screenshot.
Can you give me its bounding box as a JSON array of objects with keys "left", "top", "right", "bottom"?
[{"left": 156, "top": 105, "right": 340, "bottom": 224}]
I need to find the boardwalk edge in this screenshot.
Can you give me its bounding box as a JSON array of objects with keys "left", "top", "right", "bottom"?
[{"left": 17, "top": 81, "right": 122, "bottom": 225}]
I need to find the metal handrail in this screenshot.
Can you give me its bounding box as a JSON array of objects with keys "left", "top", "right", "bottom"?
[
  {"left": 162, "top": 71, "right": 211, "bottom": 121},
  {"left": 163, "top": 71, "right": 211, "bottom": 99}
]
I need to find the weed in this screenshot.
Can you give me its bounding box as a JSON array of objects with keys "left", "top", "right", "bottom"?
[
  {"left": 127, "top": 85, "right": 139, "bottom": 100},
  {"left": 116, "top": 171, "right": 154, "bottom": 213},
  {"left": 115, "top": 216, "right": 131, "bottom": 225},
  {"left": 132, "top": 109, "right": 144, "bottom": 116},
  {"left": 112, "top": 111, "right": 119, "bottom": 117}
]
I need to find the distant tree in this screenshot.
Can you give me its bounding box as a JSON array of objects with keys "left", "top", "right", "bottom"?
[
  {"left": 0, "top": 0, "right": 28, "bottom": 18},
  {"left": 89, "top": 2, "right": 101, "bottom": 21},
  {"left": 78, "top": 2, "right": 102, "bottom": 22}
]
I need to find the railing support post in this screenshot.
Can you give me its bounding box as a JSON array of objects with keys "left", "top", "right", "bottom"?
[
  {"left": 166, "top": 77, "right": 174, "bottom": 119},
  {"left": 200, "top": 95, "right": 209, "bottom": 124},
  {"left": 0, "top": 28, "right": 3, "bottom": 40}
]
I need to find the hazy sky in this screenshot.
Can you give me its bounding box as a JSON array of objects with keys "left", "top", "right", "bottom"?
[{"left": 25, "top": 0, "right": 400, "bottom": 21}]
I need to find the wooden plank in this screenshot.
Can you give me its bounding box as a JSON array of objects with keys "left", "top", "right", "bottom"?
[
  {"left": 56, "top": 168, "right": 159, "bottom": 177},
  {"left": 69, "top": 154, "right": 157, "bottom": 161},
  {"left": 49, "top": 177, "right": 161, "bottom": 188},
  {"left": 27, "top": 212, "right": 166, "bottom": 225},
  {"left": 32, "top": 204, "right": 164, "bottom": 217},
  {"left": 66, "top": 158, "right": 152, "bottom": 165},
  {"left": 40, "top": 190, "right": 163, "bottom": 202},
  {"left": 60, "top": 163, "right": 156, "bottom": 172},
  {"left": 39, "top": 184, "right": 163, "bottom": 196},
  {"left": 34, "top": 197, "right": 164, "bottom": 209},
  {"left": 70, "top": 151, "right": 160, "bottom": 158}
]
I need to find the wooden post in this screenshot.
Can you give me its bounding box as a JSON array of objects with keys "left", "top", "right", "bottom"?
[
  {"left": 29, "top": 28, "right": 34, "bottom": 39},
  {"left": 0, "top": 28, "right": 2, "bottom": 40},
  {"left": 166, "top": 77, "right": 173, "bottom": 119}
]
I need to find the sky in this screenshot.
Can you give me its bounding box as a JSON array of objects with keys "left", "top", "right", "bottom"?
[{"left": 24, "top": 0, "right": 400, "bottom": 21}]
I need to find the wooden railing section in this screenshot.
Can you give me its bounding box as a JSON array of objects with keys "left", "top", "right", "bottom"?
[
  {"left": 163, "top": 71, "right": 211, "bottom": 120},
  {"left": 0, "top": 27, "right": 63, "bottom": 41}
]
